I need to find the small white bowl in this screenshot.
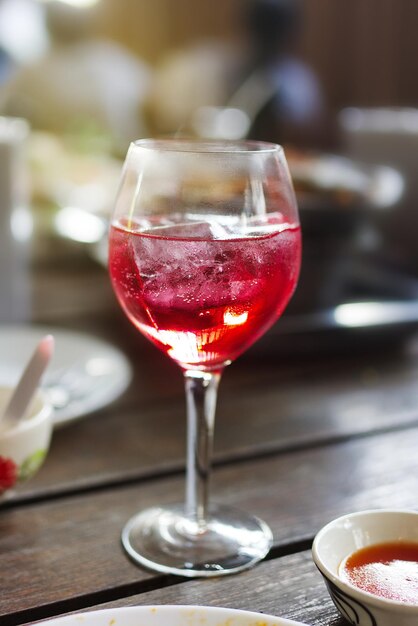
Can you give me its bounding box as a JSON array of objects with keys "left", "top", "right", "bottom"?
[
  {"left": 312, "top": 509, "right": 418, "bottom": 626},
  {"left": 0, "top": 385, "right": 53, "bottom": 496},
  {"left": 33, "top": 605, "right": 309, "bottom": 626}
]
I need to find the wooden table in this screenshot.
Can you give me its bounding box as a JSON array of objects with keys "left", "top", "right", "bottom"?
[{"left": 2, "top": 251, "right": 418, "bottom": 626}]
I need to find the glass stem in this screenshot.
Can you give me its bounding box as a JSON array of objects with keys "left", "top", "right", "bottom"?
[{"left": 184, "top": 369, "right": 222, "bottom": 532}]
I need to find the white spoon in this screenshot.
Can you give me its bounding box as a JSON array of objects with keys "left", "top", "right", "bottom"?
[{"left": 1, "top": 335, "right": 54, "bottom": 430}]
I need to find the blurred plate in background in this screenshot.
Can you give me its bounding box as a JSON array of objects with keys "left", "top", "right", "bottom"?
[{"left": 0, "top": 325, "right": 132, "bottom": 427}]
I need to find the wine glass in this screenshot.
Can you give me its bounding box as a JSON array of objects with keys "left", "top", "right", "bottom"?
[{"left": 108, "top": 139, "right": 301, "bottom": 577}]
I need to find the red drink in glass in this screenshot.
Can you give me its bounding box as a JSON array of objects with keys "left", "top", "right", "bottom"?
[{"left": 109, "top": 214, "right": 301, "bottom": 370}]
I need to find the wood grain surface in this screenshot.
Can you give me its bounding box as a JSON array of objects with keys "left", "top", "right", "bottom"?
[{"left": 2, "top": 427, "right": 418, "bottom": 622}]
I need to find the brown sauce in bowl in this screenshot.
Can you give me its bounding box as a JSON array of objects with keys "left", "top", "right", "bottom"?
[{"left": 340, "top": 541, "right": 418, "bottom": 604}]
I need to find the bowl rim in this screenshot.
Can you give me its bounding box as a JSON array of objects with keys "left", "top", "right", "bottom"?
[
  {"left": 33, "top": 604, "right": 308, "bottom": 626},
  {"left": 312, "top": 509, "right": 418, "bottom": 613}
]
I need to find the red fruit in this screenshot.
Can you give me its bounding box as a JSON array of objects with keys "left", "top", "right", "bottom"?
[{"left": 0, "top": 456, "right": 18, "bottom": 491}]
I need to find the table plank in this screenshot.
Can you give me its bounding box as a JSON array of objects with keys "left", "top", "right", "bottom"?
[
  {"left": 18, "top": 553, "right": 345, "bottom": 626},
  {"left": 1, "top": 426, "right": 418, "bottom": 619}
]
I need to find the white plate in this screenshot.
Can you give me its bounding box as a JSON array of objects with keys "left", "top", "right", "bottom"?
[
  {"left": 37, "top": 605, "right": 309, "bottom": 626},
  {"left": 0, "top": 325, "right": 132, "bottom": 427}
]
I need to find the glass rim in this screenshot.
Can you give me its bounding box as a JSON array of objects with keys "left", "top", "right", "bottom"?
[{"left": 130, "top": 138, "right": 284, "bottom": 155}]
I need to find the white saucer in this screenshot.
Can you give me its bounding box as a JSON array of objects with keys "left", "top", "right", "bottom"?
[{"left": 0, "top": 325, "right": 132, "bottom": 427}]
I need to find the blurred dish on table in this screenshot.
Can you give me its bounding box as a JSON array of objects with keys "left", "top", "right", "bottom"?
[
  {"left": 286, "top": 149, "right": 404, "bottom": 241},
  {"left": 252, "top": 256, "right": 418, "bottom": 355},
  {"left": 287, "top": 148, "right": 403, "bottom": 209},
  {"left": 260, "top": 298, "right": 418, "bottom": 356},
  {"left": 0, "top": 326, "right": 132, "bottom": 427}
]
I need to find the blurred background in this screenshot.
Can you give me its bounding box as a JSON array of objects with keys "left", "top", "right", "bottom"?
[{"left": 1, "top": 0, "right": 418, "bottom": 332}]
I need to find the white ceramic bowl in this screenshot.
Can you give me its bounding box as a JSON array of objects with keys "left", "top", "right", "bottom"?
[
  {"left": 34, "top": 605, "right": 309, "bottom": 626},
  {"left": 312, "top": 509, "right": 418, "bottom": 626},
  {"left": 0, "top": 385, "right": 53, "bottom": 496}
]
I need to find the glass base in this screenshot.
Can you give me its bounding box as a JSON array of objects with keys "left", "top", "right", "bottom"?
[{"left": 121, "top": 503, "right": 273, "bottom": 577}]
